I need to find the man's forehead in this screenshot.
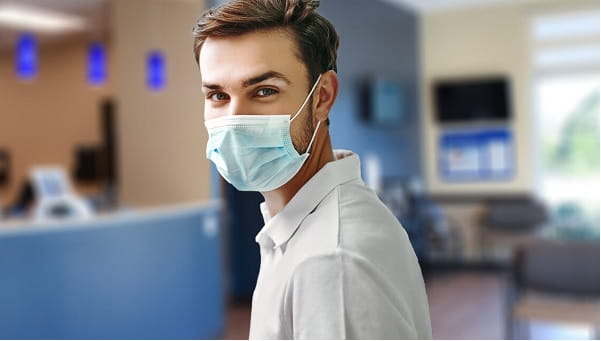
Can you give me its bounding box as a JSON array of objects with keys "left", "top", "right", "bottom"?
[{"left": 198, "top": 28, "right": 306, "bottom": 83}]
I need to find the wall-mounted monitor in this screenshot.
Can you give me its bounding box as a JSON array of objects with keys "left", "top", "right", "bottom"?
[
  {"left": 360, "top": 77, "right": 405, "bottom": 125},
  {"left": 434, "top": 76, "right": 511, "bottom": 123}
]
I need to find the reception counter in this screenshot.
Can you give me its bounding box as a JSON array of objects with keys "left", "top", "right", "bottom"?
[{"left": 0, "top": 201, "right": 225, "bottom": 339}]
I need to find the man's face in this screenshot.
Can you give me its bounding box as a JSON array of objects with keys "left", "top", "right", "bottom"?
[{"left": 198, "top": 28, "right": 315, "bottom": 152}]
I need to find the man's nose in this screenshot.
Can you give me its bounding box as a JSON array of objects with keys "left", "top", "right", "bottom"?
[{"left": 227, "top": 98, "right": 249, "bottom": 116}]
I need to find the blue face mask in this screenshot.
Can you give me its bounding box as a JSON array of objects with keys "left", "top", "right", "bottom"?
[{"left": 204, "top": 74, "right": 323, "bottom": 192}]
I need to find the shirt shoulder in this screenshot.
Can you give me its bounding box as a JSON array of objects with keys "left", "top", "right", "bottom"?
[
  {"left": 336, "top": 180, "right": 418, "bottom": 269},
  {"left": 279, "top": 181, "right": 432, "bottom": 339},
  {"left": 283, "top": 249, "right": 426, "bottom": 339},
  {"left": 285, "top": 179, "right": 420, "bottom": 282}
]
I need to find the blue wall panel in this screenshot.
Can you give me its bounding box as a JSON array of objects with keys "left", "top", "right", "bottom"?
[{"left": 0, "top": 206, "right": 224, "bottom": 339}]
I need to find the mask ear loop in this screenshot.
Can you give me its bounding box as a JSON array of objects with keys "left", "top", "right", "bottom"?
[
  {"left": 290, "top": 73, "right": 324, "bottom": 154},
  {"left": 304, "top": 119, "right": 322, "bottom": 154},
  {"left": 290, "top": 73, "right": 322, "bottom": 122}
]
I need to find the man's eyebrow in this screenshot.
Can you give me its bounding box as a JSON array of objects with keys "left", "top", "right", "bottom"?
[
  {"left": 202, "top": 71, "right": 291, "bottom": 90},
  {"left": 202, "top": 83, "right": 222, "bottom": 90},
  {"left": 242, "top": 71, "right": 291, "bottom": 88}
]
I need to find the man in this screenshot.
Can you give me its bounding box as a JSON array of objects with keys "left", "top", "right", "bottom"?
[{"left": 193, "top": 0, "right": 432, "bottom": 339}]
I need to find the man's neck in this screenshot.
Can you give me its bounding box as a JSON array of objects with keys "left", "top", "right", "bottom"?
[{"left": 261, "top": 130, "right": 335, "bottom": 218}]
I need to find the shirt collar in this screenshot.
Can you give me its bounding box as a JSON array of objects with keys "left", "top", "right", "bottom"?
[{"left": 255, "top": 149, "right": 362, "bottom": 250}]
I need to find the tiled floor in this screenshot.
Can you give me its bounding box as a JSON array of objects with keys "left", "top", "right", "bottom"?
[{"left": 222, "top": 270, "right": 597, "bottom": 339}]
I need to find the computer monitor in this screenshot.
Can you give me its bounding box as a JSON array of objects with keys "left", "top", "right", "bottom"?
[
  {"left": 30, "top": 167, "right": 72, "bottom": 200},
  {"left": 29, "top": 166, "right": 92, "bottom": 221}
]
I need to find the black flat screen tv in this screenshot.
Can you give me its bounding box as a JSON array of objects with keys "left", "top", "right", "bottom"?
[{"left": 434, "top": 77, "right": 511, "bottom": 122}]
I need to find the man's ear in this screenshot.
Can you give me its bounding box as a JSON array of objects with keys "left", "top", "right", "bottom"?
[{"left": 312, "top": 70, "right": 339, "bottom": 126}]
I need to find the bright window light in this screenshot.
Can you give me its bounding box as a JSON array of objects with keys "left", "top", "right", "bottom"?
[
  {"left": 532, "top": 11, "right": 599, "bottom": 41},
  {"left": 535, "top": 44, "right": 600, "bottom": 68}
]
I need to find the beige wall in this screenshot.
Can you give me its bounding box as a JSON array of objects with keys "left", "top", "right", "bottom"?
[
  {"left": 419, "top": 0, "right": 598, "bottom": 197},
  {"left": 113, "top": 0, "right": 210, "bottom": 207},
  {"left": 0, "top": 42, "right": 114, "bottom": 206},
  {"left": 419, "top": 0, "right": 598, "bottom": 261},
  {"left": 420, "top": 3, "right": 532, "bottom": 196}
]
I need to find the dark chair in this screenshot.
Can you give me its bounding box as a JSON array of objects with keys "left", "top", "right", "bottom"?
[
  {"left": 479, "top": 197, "right": 549, "bottom": 264},
  {"left": 506, "top": 239, "right": 600, "bottom": 339}
]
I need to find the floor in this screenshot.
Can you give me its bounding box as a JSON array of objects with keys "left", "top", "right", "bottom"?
[
  {"left": 426, "top": 270, "right": 506, "bottom": 339},
  {"left": 221, "top": 270, "right": 596, "bottom": 339},
  {"left": 223, "top": 302, "right": 252, "bottom": 340}
]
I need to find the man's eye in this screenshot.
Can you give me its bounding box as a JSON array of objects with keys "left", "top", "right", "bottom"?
[
  {"left": 256, "top": 88, "right": 278, "bottom": 97},
  {"left": 209, "top": 92, "right": 229, "bottom": 101}
]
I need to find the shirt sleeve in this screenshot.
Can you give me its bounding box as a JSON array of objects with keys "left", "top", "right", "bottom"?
[{"left": 283, "top": 249, "right": 420, "bottom": 339}]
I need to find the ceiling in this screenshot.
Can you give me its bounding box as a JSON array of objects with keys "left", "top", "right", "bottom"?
[
  {"left": 382, "top": 0, "right": 524, "bottom": 13},
  {"left": 0, "top": 0, "right": 569, "bottom": 52},
  {"left": 0, "top": 0, "right": 109, "bottom": 52}
]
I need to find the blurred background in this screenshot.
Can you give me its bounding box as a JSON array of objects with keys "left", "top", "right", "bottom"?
[{"left": 0, "top": 0, "right": 598, "bottom": 339}]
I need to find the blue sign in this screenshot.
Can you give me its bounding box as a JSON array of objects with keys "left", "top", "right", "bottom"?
[
  {"left": 16, "top": 33, "right": 38, "bottom": 80},
  {"left": 147, "top": 50, "right": 166, "bottom": 91},
  {"left": 439, "top": 128, "right": 514, "bottom": 181},
  {"left": 87, "top": 43, "right": 107, "bottom": 86}
]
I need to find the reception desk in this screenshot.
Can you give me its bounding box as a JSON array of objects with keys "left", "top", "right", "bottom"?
[{"left": 0, "top": 201, "right": 224, "bottom": 339}]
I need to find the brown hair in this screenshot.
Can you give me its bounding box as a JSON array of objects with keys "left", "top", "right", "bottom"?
[{"left": 192, "top": 0, "right": 339, "bottom": 87}]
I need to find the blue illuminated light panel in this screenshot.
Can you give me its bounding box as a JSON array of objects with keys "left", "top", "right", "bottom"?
[
  {"left": 88, "top": 43, "right": 107, "bottom": 86},
  {"left": 147, "top": 50, "right": 166, "bottom": 91},
  {"left": 16, "top": 33, "right": 38, "bottom": 80}
]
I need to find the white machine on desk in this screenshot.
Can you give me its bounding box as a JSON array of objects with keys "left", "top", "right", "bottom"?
[{"left": 30, "top": 166, "right": 93, "bottom": 222}]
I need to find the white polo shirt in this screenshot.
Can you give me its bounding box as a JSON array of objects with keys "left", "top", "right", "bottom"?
[{"left": 249, "top": 150, "right": 432, "bottom": 340}]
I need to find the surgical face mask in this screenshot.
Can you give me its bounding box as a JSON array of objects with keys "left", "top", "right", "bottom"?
[{"left": 204, "top": 74, "right": 323, "bottom": 192}]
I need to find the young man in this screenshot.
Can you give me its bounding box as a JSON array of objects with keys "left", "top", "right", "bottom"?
[{"left": 193, "top": 0, "right": 432, "bottom": 339}]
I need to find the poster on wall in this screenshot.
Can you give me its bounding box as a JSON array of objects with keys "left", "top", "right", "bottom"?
[{"left": 439, "top": 128, "right": 513, "bottom": 181}]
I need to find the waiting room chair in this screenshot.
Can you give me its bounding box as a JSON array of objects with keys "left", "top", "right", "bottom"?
[
  {"left": 506, "top": 239, "right": 600, "bottom": 339},
  {"left": 479, "top": 197, "right": 548, "bottom": 264}
]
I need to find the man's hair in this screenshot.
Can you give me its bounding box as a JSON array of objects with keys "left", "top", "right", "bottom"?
[{"left": 192, "top": 0, "right": 339, "bottom": 88}]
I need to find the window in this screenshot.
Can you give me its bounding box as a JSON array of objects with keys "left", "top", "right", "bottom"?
[{"left": 531, "top": 9, "right": 600, "bottom": 234}]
